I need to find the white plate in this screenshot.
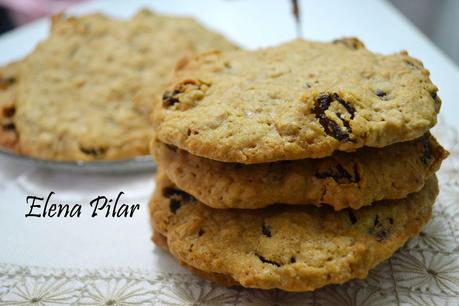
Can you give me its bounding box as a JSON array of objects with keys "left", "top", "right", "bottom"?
[{"left": 0, "top": 148, "right": 155, "bottom": 174}]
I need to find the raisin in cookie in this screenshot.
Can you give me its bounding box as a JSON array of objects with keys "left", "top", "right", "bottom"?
[
  {"left": 0, "top": 62, "right": 20, "bottom": 151},
  {"left": 14, "top": 10, "right": 237, "bottom": 161},
  {"left": 153, "top": 38, "right": 440, "bottom": 163},
  {"left": 150, "top": 172, "right": 438, "bottom": 292},
  {"left": 153, "top": 134, "right": 447, "bottom": 210}
]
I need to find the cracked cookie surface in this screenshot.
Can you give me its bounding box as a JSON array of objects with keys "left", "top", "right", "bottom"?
[
  {"left": 153, "top": 38, "right": 440, "bottom": 163},
  {"left": 153, "top": 134, "right": 447, "bottom": 210},
  {"left": 149, "top": 172, "right": 438, "bottom": 292},
  {"left": 14, "top": 10, "right": 237, "bottom": 161}
]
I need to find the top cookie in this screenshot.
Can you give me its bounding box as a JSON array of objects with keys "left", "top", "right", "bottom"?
[
  {"left": 153, "top": 38, "right": 440, "bottom": 163},
  {"left": 14, "top": 10, "right": 237, "bottom": 161}
]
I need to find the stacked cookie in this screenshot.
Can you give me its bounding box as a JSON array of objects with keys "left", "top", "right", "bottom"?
[{"left": 149, "top": 38, "right": 448, "bottom": 291}]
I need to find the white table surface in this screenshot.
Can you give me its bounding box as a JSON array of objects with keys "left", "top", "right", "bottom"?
[{"left": 0, "top": 1, "right": 458, "bottom": 304}]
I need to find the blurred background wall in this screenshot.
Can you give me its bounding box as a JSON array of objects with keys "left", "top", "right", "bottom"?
[
  {"left": 389, "top": 0, "right": 459, "bottom": 65},
  {"left": 0, "top": 0, "right": 458, "bottom": 65}
]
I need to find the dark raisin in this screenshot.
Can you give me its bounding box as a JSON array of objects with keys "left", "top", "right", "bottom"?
[
  {"left": 255, "top": 253, "right": 281, "bottom": 267},
  {"left": 375, "top": 89, "right": 387, "bottom": 99},
  {"left": 374, "top": 215, "right": 380, "bottom": 226},
  {"left": 316, "top": 164, "right": 351, "bottom": 182},
  {"left": 337, "top": 112, "right": 356, "bottom": 139},
  {"left": 431, "top": 91, "right": 440, "bottom": 103},
  {"left": 419, "top": 135, "right": 432, "bottom": 165},
  {"left": 372, "top": 229, "right": 389, "bottom": 241},
  {"left": 315, "top": 163, "right": 359, "bottom": 184},
  {"left": 3, "top": 106, "right": 15, "bottom": 118},
  {"left": 163, "top": 187, "right": 194, "bottom": 214},
  {"left": 162, "top": 90, "right": 180, "bottom": 107},
  {"left": 162, "top": 80, "right": 205, "bottom": 109},
  {"left": 353, "top": 164, "right": 360, "bottom": 183},
  {"left": 186, "top": 129, "right": 199, "bottom": 136},
  {"left": 332, "top": 93, "right": 355, "bottom": 117},
  {"left": 290, "top": 257, "right": 296, "bottom": 264},
  {"left": 261, "top": 222, "right": 272, "bottom": 238},
  {"left": 347, "top": 210, "right": 357, "bottom": 225},
  {"left": 0, "top": 76, "right": 16, "bottom": 89},
  {"left": 198, "top": 229, "right": 205, "bottom": 236},
  {"left": 169, "top": 199, "right": 181, "bottom": 214},
  {"left": 165, "top": 143, "right": 178, "bottom": 152},
  {"left": 368, "top": 214, "right": 391, "bottom": 241},
  {"left": 316, "top": 93, "right": 332, "bottom": 112},
  {"left": 79, "top": 146, "right": 107, "bottom": 157},
  {"left": 2, "top": 122, "right": 15, "bottom": 131},
  {"left": 319, "top": 116, "right": 350, "bottom": 141},
  {"left": 312, "top": 93, "right": 355, "bottom": 141},
  {"left": 162, "top": 187, "right": 194, "bottom": 203}
]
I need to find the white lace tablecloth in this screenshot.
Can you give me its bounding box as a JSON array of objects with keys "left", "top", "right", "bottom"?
[{"left": 1, "top": 0, "right": 459, "bottom": 305}]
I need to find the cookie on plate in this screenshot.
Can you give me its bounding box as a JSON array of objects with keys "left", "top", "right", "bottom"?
[
  {"left": 13, "top": 10, "right": 237, "bottom": 161},
  {"left": 153, "top": 133, "right": 447, "bottom": 210},
  {"left": 0, "top": 62, "right": 20, "bottom": 150},
  {"left": 153, "top": 38, "right": 440, "bottom": 163},
  {"left": 150, "top": 172, "right": 438, "bottom": 292}
]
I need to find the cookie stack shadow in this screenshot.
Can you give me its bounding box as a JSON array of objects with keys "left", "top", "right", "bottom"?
[{"left": 148, "top": 39, "right": 449, "bottom": 292}]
